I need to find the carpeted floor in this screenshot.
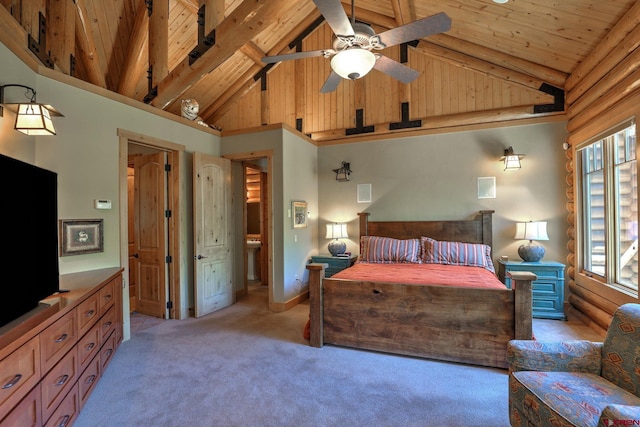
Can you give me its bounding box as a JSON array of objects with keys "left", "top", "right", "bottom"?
[{"left": 75, "top": 287, "right": 598, "bottom": 427}]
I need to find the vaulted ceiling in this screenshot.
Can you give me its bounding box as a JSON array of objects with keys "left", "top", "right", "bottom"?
[{"left": 0, "top": 0, "right": 636, "bottom": 142}]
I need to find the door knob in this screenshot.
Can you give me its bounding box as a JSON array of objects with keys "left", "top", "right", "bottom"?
[
  {"left": 132, "top": 253, "right": 139, "bottom": 258},
  {"left": 196, "top": 254, "right": 208, "bottom": 260}
]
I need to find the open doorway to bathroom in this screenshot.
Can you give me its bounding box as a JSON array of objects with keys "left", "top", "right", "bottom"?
[{"left": 245, "top": 163, "right": 267, "bottom": 295}]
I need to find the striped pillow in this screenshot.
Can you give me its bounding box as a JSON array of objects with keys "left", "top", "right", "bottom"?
[
  {"left": 360, "top": 236, "right": 421, "bottom": 264},
  {"left": 421, "top": 237, "right": 495, "bottom": 273}
]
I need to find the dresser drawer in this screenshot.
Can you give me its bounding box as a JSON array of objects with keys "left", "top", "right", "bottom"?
[
  {"left": 41, "top": 347, "right": 78, "bottom": 423},
  {"left": 40, "top": 310, "right": 77, "bottom": 374},
  {"left": 0, "top": 383, "right": 41, "bottom": 427},
  {"left": 77, "top": 322, "right": 101, "bottom": 373},
  {"left": 0, "top": 337, "right": 40, "bottom": 421},
  {"left": 44, "top": 383, "right": 79, "bottom": 427},
  {"left": 99, "top": 279, "right": 116, "bottom": 315},
  {"left": 77, "top": 292, "right": 100, "bottom": 337},
  {"left": 79, "top": 355, "right": 100, "bottom": 409},
  {"left": 100, "top": 331, "right": 117, "bottom": 372},
  {"left": 99, "top": 306, "right": 116, "bottom": 344}
]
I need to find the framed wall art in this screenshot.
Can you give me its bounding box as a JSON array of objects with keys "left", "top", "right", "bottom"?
[
  {"left": 60, "top": 219, "right": 104, "bottom": 256},
  {"left": 292, "top": 201, "right": 308, "bottom": 228}
]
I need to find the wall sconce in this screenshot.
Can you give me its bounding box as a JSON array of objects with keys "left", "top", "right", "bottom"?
[
  {"left": 326, "top": 223, "right": 348, "bottom": 256},
  {"left": 514, "top": 221, "right": 549, "bottom": 262},
  {"left": 500, "top": 146, "right": 524, "bottom": 171},
  {"left": 0, "top": 84, "right": 63, "bottom": 135},
  {"left": 332, "top": 161, "right": 351, "bottom": 182}
]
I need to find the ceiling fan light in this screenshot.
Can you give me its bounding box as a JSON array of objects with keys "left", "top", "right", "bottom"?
[{"left": 330, "top": 48, "right": 376, "bottom": 80}]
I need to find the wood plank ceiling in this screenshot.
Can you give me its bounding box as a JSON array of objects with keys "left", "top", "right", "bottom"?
[{"left": 0, "top": 0, "right": 635, "bottom": 142}]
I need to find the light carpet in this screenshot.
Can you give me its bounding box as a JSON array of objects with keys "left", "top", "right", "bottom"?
[{"left": 75, "top": 291, "right": 510, "bottom": 427}]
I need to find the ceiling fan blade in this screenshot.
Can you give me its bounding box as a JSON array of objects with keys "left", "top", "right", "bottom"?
[
  {"left": 313, "top": 0, "right": 355, "bottom": 37},
  {"left": 262, "top": 50, "right": 329, "bottom": 64},
  {"left": 376, "top": 12, "right": 451, "bottom": 47},
  {"left": 373, "top": 56, "right": 420, "bottom": 84},
  {"left": 320, "top": 71, "right": 342, "bottom": 93}
]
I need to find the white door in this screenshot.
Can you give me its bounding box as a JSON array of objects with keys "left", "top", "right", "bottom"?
[{"left": 193, "top": 153, "right": 234, "bottom": 317}]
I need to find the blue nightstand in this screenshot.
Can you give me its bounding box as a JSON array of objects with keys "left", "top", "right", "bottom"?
[
  {"left": 310, "top": 255, "right": 357, "bottom": 277},
  {"left": 498, "top": 260, "right": 566, "bottom": 320}
]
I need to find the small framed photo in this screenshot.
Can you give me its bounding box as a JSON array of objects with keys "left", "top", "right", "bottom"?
[
  {"left": 357, "top": 183, "right": 372, "bottom": 203},
  {"left": 60, "top": 219, "right": 104, "bottom": 256},
  {"left": 292, "top": 201, "right": 307, "bottom": 228}
]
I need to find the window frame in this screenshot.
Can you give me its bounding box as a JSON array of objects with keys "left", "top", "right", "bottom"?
[{"left": 576, "top": 118, "right": 637, "bottom": 297}]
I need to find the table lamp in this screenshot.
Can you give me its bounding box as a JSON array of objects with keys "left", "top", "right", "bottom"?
[
  {"left": 515, "top": 221, "right": 549, "bottom": 262},
  {"left": 326, "top": 223, "right": 348, "bottom": 256}
]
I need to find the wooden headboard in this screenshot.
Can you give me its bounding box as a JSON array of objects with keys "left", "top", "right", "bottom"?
[{"left": 358, "top": 210, "right": 494, "bottom": 248}]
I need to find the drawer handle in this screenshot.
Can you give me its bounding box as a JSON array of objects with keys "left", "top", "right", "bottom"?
[
  {"left": 54, "top": 333, "right": 68, "bottom": 343},
  {"left": 104, "top": 321, "right": 112, "bottom": 328},
  {"left": 55, "top": 374, "right": 69, "bottom": 386},
  {"left": 85, "top": 309, "right": 95, "bottom": 317},
  {"left": 85, "top": 342, "right": 95, "bottom": 351},
  {"left": 85, "top": 374, "right": 97, "bottom": 384},
  {"left": 2, "top": 374, "right": 22, "bottom": 389},
  {"left": 104, "top": 294, "right": 112, "bottom": 300},
  {"left": 56, "top": 415, "right": 71, "bottom": 427},
  {"left": 104, "top": 349, "right": 113, "bottom": 357}
]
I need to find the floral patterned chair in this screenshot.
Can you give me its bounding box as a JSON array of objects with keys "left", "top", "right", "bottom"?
[{"left": 507, "top": 303, "right": 640, "bottom": 427}]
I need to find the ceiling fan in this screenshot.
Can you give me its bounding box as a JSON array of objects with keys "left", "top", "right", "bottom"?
[{"left": 261, "top": 0, "right": 451, "bottom": 93}]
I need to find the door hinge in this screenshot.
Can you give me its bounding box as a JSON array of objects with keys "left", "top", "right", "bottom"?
[
  {"left": 165, "top": 163, "right": 171, "bottom": 172},
  {"left": 166, "top": 301, "right": 173, "bottom": 309},
  {"left": 165, "top": 255, "right": 172, "bottom": 263},
  {"left": 165, "top": 209, "right": 172, "bottom": 218}
]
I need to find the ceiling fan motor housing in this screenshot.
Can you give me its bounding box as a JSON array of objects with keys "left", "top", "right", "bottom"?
[{"left": 332, "top": 23, "right": 384, "bottom": 51}]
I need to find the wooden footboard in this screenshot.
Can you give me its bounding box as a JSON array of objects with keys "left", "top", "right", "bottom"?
[{"left": 306, "top": 264, "right": 534, "bottom": 369}]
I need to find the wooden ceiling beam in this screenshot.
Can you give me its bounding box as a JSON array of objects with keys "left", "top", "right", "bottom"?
[
  {"left": 149, "top": 0, "right": 169, "bottom": 88},
  {"left": 240, "top": 41, "right": 266, "bottom": 66},
  {"left": 117, "top": 0, "right": 148, "bottom": 97},
  {"left": 390, "top": 0, "right": 416, "bottom": 25},
  {"left": 199, "top": 0, "right": 224, "bottom": 34},
  {"left": 47, "top": 0, "right": 75, "bottom": 75},
  {"left": 310, "top": 106, "right": 561, "bottom": 143},
  {"left": 151, "top": 0, "right": 292, "bottom": 109}
]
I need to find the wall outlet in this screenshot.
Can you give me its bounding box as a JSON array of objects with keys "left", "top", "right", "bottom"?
[{"left": 295, "top": 274, "right": 298, "bottom": 280}]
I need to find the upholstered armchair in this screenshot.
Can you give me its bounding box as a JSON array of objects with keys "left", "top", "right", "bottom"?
[{"left": 507, "top": 303, "right": 640, "bottom": 427}]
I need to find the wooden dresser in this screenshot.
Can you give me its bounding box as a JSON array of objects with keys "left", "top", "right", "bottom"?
[{"left": 0, "top": 267, "right": 123, "bottom": 427}]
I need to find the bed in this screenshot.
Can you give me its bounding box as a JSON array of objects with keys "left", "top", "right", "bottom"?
[{"left": 306, "top": 210, "right": 535, "bottom": 369}]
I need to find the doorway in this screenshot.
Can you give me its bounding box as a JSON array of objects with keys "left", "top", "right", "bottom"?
[
  {"left": 118, "top": 130, "right": 184, "bottom": 332},
  {"left": 223, "top": 150, "right": 274, "bottom": 308}
]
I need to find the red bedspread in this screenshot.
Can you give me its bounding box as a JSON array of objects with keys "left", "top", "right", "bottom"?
[{"left": 330, "top": 262, "right": 505, "bottom": 289}]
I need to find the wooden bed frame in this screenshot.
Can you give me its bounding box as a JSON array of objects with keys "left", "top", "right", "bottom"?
[{"left": 306, "top": 210, "right": 535, "bottom": 369}]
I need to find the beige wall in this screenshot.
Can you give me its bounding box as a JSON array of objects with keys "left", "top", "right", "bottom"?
[
  {"left": 317, "top": 121, "right": 569, "bottom": 269},
  {"left": 0, "top": 41, "right": 221, "bottom": 334}
]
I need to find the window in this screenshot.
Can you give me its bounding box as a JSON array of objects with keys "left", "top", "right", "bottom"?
[{"left": 578, "top": 120, "right": 637, "bottom": 292}]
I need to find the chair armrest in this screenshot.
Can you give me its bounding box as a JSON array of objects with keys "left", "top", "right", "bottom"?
[
  {"left": 598, "top": 404, "right": 640, "bottom": 426},
  {"left": 507, "top": 340, "right": 602, "bottom": 374}
]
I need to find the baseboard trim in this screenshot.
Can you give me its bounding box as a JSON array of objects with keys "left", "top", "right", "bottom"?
[{"left": 269, "top": 291, "right": 309, "bottom": 312}]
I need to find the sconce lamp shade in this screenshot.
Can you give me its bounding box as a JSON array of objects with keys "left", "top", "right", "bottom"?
[
  {"left": 515, "top": 221, "right": 549, "bottom": 262},
  {"left": 0, "top": 84, "right": 62, "bottom": 136},
  {"left": 331, "top": 48, "right": 376, "bottom": 80},
  {"left": 500, "top": 146, "right": 524, "bottom": 170},
  {"left": 14, "top": 103, "right": 56, "bottom": 135},
  {"left": 326, "top": 223, "right": 348, "bottom": 256},
  {"left": 332, "top": 161, "right": 352, "bottom": 182}
]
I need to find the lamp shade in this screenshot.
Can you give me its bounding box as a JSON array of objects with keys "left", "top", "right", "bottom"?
[
  {"left": 514, "top": 221, "right": 549, "bottom": 241},
  {"left": 14, "top": 103, "right": 56, "bottom": 135},
  {"left": 326, "top": 223, "right": 348, "bottom": 239},
  {"left": 500, "top": 146, "right": 524, "bottom": 170},
  {"left": 330, "top": 48, "right": 376, "bottom": 80}
]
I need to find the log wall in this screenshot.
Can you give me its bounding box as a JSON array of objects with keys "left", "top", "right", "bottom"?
[{"left": 565, "top": 0, "right": 640, "bottom": 334}]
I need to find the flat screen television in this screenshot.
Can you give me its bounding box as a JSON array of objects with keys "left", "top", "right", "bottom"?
[{"left": 0, "top": 153, "right": 59, "bottom": 328}]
